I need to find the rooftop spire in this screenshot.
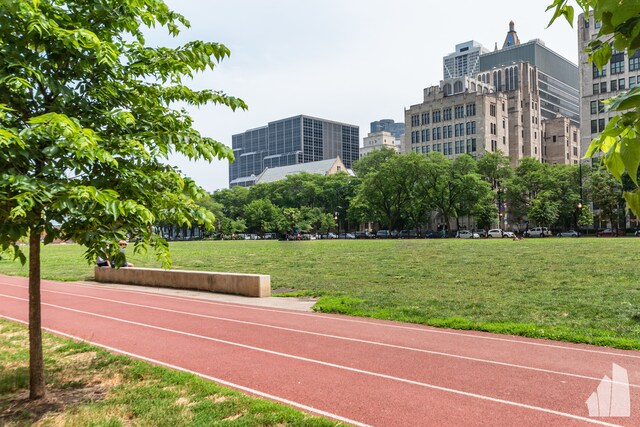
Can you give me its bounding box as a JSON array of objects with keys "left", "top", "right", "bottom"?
[{"left": 502, "top": 20, "right": 520, "bottom": 49}]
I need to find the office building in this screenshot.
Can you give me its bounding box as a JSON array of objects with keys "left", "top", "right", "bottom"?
[
  {"left": 370, "top": 119, "right": 405, "bottom": 141},
  {"left": 229, "top": 115, "right": 359, "bottom": 187},
  {"left": 443, "top": 41, "right": 489, "bottom": 80},
  {"left": 360, "top": 131, "right": 401, "bottom": 159},
  {"left": 578, "top": 11, "right": 639, "bottom": 157},
  {"left": 478, "top": 22, "right": 580, "bottom": 126}
]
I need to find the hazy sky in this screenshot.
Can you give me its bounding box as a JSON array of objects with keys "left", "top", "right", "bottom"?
[{"left": 151, "top": 0, "right": 581, "bottom": 192}]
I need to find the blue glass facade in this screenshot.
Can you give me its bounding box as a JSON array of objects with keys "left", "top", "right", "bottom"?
[{"left": 229, "top": 115, "right": 359, "bottom": 187}]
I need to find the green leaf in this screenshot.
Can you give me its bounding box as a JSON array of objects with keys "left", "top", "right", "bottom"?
[
  {"left": 592, "top": 42, "right": 612, "bottom": 70},
  {"left": 624, "top": 190, "right": 640, "bottom": 217},
  {"left": 620, "top": 138, "right": 640, "bottom": 186}
]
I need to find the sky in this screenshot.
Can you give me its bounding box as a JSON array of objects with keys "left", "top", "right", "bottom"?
[{"left": 150, "top": 0, "right": 581, "bottom": 192}]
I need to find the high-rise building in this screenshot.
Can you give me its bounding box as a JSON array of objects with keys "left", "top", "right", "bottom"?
[
  {"left": 444, "top": 23, "right": 580, "bottom": 127},
  {"left": 578, "top": 11, "right": 639, "bottom": 157},
  {"left": 229, "top": 115, "right": 359, "bottom": 187},
  {"left": 370, "top": 119, "right": 405, "bottom": 141},
  {"left": 443, "top": 41, "right": 489, "bottom": 80},
  {"left": 360, "top": 131, "right": 401, "bottom": 159},
  {"left": 478, "top": 23, "right": 579, "bottom": 126}
]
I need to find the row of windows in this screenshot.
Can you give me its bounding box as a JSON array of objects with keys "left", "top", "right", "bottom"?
[
  {"left": 413, "top": 139, "right": 478, "bottom": 155},
  {"left": 409, "top": 122, "right": 477, "bottom": 144},
  {"left": 591, "top": 118, "right": 608, "bottom": 134},
  {"left": 593, "top": 52, "right": 640, "bottom": 79},
  {"left": 410, "top": 104, "right": 476, "bottom": 128},
  {"left": 593, "top": 75, "right": 640, "bottom": 95}
]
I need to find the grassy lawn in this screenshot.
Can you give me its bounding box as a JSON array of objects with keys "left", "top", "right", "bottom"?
[
  {"left": 0, "top": 319, "right": 340, "bottom": 426},
  {"left": 1, "top": 238, "right": 640, "bottom": 349}
]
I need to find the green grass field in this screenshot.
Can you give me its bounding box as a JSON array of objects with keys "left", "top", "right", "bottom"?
[{"left": 2, "top": 238, "right": 640, "bottom": 349}]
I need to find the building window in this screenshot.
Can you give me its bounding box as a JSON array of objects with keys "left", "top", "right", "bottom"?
[
  {"left": 593, "top": 64, "right": 606, "bottom": 78},
  {"left": 601, "top": 81, "right": 607, "bottom": 93},
  {"left": 631, "top": 76, "right": 637, "bottom": 88},
  {"left": 573, "top": 131, "right": 577, "bottom": 142},
  {"left": 591, "top": 120, "right": 597, "bottom": 134},
  {"left": 610, "top": 54, "right": 625, "bottom": 74},
  {"left": 466, "top": 138, "right": 477, "bottom": 153},
  {"left": 490, "top": 104, "right": 496, "bottom": 117},
  {"left": 455, "top": 106, "right": 464, "bottom": 119},
  {"left": 437, "top": 127, "right": 442, "bottom": 140},
  {"left": 443, "top": 108, "right": 452, "bottom": 121},
  {"left": 432, "top": 110, "right": 441, "bottom": 123},
  {"left": 593, "top": 83, "right": 599, "bottom": 94},
  {"left": 553, "top": 135, "right": 557, "bottom": 142},
  {"left": 466, "top": 103, "right": 476, "bottom": 116},
  {"left": 619, "top": 78, "right": 626, "bottom": 90},
  {"left": 630, "top": 51, "right": 640, "bottom": 71},
  {"left": 421, "top": 112, "right": 429, "bottom": 125},
  {"left": 598, "top": 100, "right": 605, "bottom": 113},
  {"left": 595, "top": 20, "right": 602, "bottom": 29},
  {"left": 466, "top": 121, "right": 476, "bottom": 135},
  {"left": 611, "top": 79, "right": 617, "bottom": 91},
  {"left": 598, "top": 118, "right": 605, "bottom": 132},
  {"left": 411, "top": 114, "right": 419, "bottom": 127}
]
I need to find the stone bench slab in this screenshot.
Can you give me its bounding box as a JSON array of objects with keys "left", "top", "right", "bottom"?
[{"left": 94, "top": 267, "right": 270, "bottom": 298}]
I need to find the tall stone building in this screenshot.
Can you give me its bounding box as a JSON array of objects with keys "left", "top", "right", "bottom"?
[
  {"left": 578, "top": 11, "right": 639, "bottom": 157},
  {"left": 405, "top": 64, "right": 543, "bottom": 166},
  {"left": 541, "top": 115, "right": 581, "bottom": 165},
  {"left": 229, "top": 115, "right": 359, "bottom": 187},
  {"left": 360, "top": 131, "right": 401, "bottom": 159}
]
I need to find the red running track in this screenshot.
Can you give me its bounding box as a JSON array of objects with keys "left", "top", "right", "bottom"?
[{"left": 1, "top": 274, "right": 639, "bottom": 426}]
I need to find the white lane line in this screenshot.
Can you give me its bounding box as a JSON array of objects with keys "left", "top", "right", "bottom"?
[
  {"left": 0, "top": 314, "right": 370, "bottom": 427},
  {"left": 8, "top": 286, "right": 638, "bottom": 388},
  {"left": 4, "top": 279, "right": 640, "bottom": 360},
  {"left": 0, "top": 295, "right": 626, "bottom": 427}
]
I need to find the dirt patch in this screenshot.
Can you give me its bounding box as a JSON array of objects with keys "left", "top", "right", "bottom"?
[{"left": 0, "top": 385, "right": 107, "bottom": 425}]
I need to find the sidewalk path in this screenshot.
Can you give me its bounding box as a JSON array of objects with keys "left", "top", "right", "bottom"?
[{"left": 1, "top": 274, "right": 638, "bottom": 426}]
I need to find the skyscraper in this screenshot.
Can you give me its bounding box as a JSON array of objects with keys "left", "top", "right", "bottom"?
[
  {"left": 229, "top": 115, "right": 359, "bottom": 187},
  {"left": 578, "top": 11, "right": 639, "bottom": 157}
]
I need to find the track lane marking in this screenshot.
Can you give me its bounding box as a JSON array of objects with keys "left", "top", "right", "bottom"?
[
  {"left": 0, "top": 295, "right": 626, "bottom": 427},
  {"left": 0, "top": 314, "right": 370, "bottom": 427},
  {"left": 2, "top": 286, "right": 636, "bottom": 388},
  {"left": 10, "top": 278, "right": 639, "bottom": 360}
]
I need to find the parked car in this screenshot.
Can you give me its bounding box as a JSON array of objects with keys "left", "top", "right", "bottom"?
[
  {"left": 456, "top": 230, "right": 480, "bottom": 239},
  {"left": 502, "top": 231, "right": 515, "bottom": 238},
  {"left": 557, "top": 230, "right": 580, "bottom": 237},
  {"left": 399, "top": 229, "right": 419, "bottom": 239},
  {"left": 636, "top": 230, "right": 640, "bottom": 237},
  {"left": 524, "top": 227, "right": 552, "bottom": 237},
  {"left": 487, "top": 229, "right": 507, "bottom": 238},
  {"left": 319, "top": 232, "right": 338, "bottom": 239},
  {"left": 376, "top": 230, "right": 391, "bottom": 239},
  {"left": 263, "top": 233, "right": 277, "bottom": 240},
  {"left": 424, "top": 230, "right": 445, "bottom": 238},
  {"left": 339, "top": 232, "right": 355, "bottom": 239},
  {"left": 597, "top": 228, "right": 625, "bottom": 237}
]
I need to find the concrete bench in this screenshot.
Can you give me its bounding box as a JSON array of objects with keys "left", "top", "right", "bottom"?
[{"left": 94, "top": 267, "right": 271, "bottom": 297}]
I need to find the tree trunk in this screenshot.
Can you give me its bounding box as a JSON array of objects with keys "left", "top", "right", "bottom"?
[{"left": 28, "top": 229, "right": 45, "bottom": 400}]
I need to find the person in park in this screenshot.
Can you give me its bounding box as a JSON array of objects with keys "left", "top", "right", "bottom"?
[{"left": 95, "top": 240, "right": 134, "bottom": 267}]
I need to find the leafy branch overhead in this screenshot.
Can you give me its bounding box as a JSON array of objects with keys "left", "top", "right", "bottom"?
[
  {"left": 546, "top": 0, "right": 640, "bottom": 215},
  {"left": 0, "top": 0, "right": 247, "bottom": 267}
]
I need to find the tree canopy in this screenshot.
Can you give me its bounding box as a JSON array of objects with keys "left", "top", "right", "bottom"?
[{"left": 0, "top": 0, "right": 246, "bottom": 398}]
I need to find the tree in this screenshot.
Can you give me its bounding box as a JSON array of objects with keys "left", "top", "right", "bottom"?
[
  {"left": 0, "top": 0, "right": 246, "bottom": 399},
  {"left": 351, "top": 147, "right": 397, "bottom": 177},
  {"left": 244, "top": 199, "right": 283, "bottom": 235},
  {"left": 528, "top": 191, "right": 561, "bottom": 228},
  {"left": 547, "top": 0, "right": 640, "bottom": 214},
  {"left": 589, "top": 168, "right": 625, "bottom": 230}
]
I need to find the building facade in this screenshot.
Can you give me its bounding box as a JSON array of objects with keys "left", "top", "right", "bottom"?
[
  {"left": 578, "top": 11, "right": 640, "bottom": 157},
  {"left": 370, "top": 119, "right": 405, "bottom": 142},
  {"left": 405, "top": 64, "right": 544, "bottom": 166},
  {"left": 360, "top": 131, "right": 401, "bottom": 159},
  {"left": 229, "top": 115, "right": 359, "bottom": 187},
  {"left": 443, "top": 41, "right": 489, "bottom": 80},
  {"left": 541, "top": 114, "right": 581, "bottom": 165}
]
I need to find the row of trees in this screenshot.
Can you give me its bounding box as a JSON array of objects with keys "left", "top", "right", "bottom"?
[{"left": 206, "top": 149, "right": 627, "bottom": 236}]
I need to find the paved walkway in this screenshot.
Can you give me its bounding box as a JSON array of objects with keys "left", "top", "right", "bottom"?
[{"left": 1, "top": 274, "right": 638, "bottom": 426}]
